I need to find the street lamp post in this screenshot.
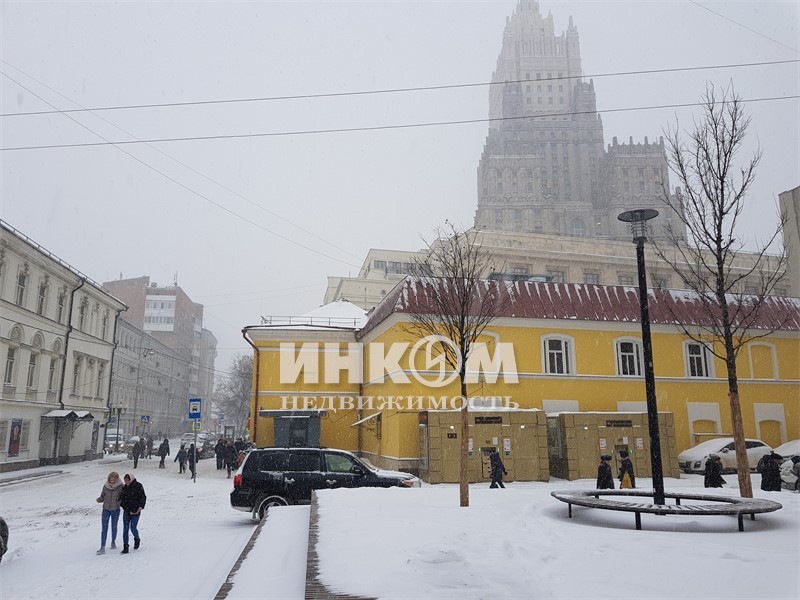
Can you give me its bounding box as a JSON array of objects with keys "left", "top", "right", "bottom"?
[
  {"left": 617, "top": 208, "right": 665, "bottom": 506},
  {"left": 132, "top": 345, "right": 154, "bottom": 437}
]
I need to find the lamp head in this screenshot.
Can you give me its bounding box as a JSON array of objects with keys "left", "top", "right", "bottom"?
[{"left": 618, "top": 208, "right": 659, "bottom": 242}]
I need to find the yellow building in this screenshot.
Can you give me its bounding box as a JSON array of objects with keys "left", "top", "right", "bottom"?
[{"left": 244, "top": 281, "right": 800, "bottom": 477}]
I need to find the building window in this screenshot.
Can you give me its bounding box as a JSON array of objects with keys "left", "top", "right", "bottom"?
[
  {"left": 584, "top": 273, "right": 600, "bottom": 285},
  {"left": 15, "top": 270, "right": 28, "bottom": 306},
  {"left": 618, "top": 275, "right": 635, "bottom": 286},
  {"left": 510, "top": 266, "right": 529, "bottom": 275},
  {"left": 26, "top": 352, "right": 38, "bottom": 389},
  {"left": 56, "top": 292, "right": 66, "bottom": 323},
  {"left": 20, "top": 420, "right": 30, "bottom": 451},
  {"left": 48, "top": 357, "right": 59, "bottom": 391},
  {"left": 97, "top": 363, "right": 106, "bottom": 397},
  {"left": 686, "top": 342, "right": 712, "bottom": 378},
  {"left": 547, "top": 270, "right": 565, "bottom": 283},
  {"left": 101, "top": 313, "right": 109, "bottom": 340},
  {"left": 37, "top": 282, "right": 48, "bottom": 316},
  {"left": 569, "top": 219, "right": 585, "bottom": 237},
  {"left": 616, "top": 340, "right": 642, "bottom": 377},
  {"left": 653, "top": 277, "right": 668, "bottom": 289},
  {"left": 387, "top": 261, "right": 403, "bottom": 274},
  {"left": 78, "top": 299, "right": 88, "bottom": 330},
  {"left": 72, "top": 357, "right": 82, "bottom": 393},
  {"left": 4, "top": 347, "right": 17, "bottom": 385},
  {"left": 543, "top": 337, "right": 573, "bottom": 375}
]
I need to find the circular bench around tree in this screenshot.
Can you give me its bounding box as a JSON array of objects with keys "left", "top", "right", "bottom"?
[{"left": 550, "top": 489, "right": 782, "bottom": 532}]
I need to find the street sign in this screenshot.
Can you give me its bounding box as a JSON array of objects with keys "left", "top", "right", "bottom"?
[
  {"left": 140, "top": 415, "right": 150, "bottom": 424},
  {"left": 188, "top": 398, "right": 202, "bottom": 420},
  {"left": 192, "top": 421, "right": 202, "bottom": 431}
]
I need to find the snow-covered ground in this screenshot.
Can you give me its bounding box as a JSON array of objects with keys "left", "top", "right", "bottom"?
[{"left": 1, "top": 452, "right": 798, "bottom": 600}]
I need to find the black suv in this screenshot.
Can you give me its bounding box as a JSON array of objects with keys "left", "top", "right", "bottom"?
[{"left": 230, "top": 447, "right": 420, "bottom": 519}]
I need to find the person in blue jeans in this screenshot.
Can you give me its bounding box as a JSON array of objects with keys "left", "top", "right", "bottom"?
[
  {"left": 95, "top": 471, "right": 123, "bottom": 555},
  {"left": 119, "top": 473, "right": 147, "bottom": 554}
]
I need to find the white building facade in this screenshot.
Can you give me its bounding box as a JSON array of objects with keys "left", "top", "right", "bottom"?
[{"left": 0, "top": 221, "right": 126, "bottom": 472}]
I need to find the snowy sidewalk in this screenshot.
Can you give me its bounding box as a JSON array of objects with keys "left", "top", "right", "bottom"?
[{"left": 222, "top": 505, "right": 310, "bottom": 600}]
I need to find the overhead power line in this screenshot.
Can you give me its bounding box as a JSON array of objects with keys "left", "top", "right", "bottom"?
[
  {"left": 2, "top": 94, "right": 798, "bottom": 152},
  {"left": 1, "top": 58, "right": 797, "bottom": 117},
  {"left": 0, "top": 70, "right": 363, "bottom": 269},
  {"left": 0, "top": 62, "right": 364, "bottom": 262},
  {"left": 688, "top": 1, "right": 800, "bottom": 55}
]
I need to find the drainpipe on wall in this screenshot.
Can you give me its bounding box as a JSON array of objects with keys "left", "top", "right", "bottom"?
[
  {"left": 103, "top": 308, "right": 124, "bottom": 453},
  {"left": 54, "top": 277, "right": 85, "bottom": 461},
  {"left": 242, "top": 328, "right": 260, "bottom": 445},
  {"left": 357, "top": 383, "right": 364, "bottom": 457}
]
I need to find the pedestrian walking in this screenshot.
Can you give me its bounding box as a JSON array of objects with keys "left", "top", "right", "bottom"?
[
  {"left": 703, "top": 454, "right": 726, "bottom": 488},
  {"left": 95, "top": 471, "right": 123, "bottom": 555},
  {"left": 489, "top": 450, "right": 507, "bottom": 488},
  {"left": 792, "top": 457, "right": 800, "bottom": 492},
  {"left": 225, "top": 441, "right": 238, "bottom": 478},
  {"left": 596, "top": 454, "right": 615, "bottom": 489},
  {"left": 214, "top": 439, "right": 226, "bottom": 470},
  {"left": 146, "top": 436, "right": 154, "bottom": 459},
  {"left": 174, "top": 444, "right": 188, "bottom": 474},
  {"left": 158, "top": 438, "right": 170, "bottom": 468},
  {"left": 187, "top": 443, "right": 197, "bottom": 478},
  {"left": 132, "top": 440, "right": 141, "bottom": 469},
  {"left": 760, "top": 452, "right": 783, "bottom": 492},
  {"left": 119, "top": 473, "right": 146, "bottom": 554},
  {"left": 618, "top": 449, "right": 636, "bottom": 489},
  {"left": 234, "top": 437, "right": 245, "bottom": 453}
]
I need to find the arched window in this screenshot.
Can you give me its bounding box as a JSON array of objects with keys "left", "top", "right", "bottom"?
[
  {"left": 542, "top": 335, "right": 575, "bottom": 375},
  {"left": 569, "top": 219, "right": 585, "bottom": 237},
  {"left": 614, "top": 338, "right": 643, "bottom": 377}
]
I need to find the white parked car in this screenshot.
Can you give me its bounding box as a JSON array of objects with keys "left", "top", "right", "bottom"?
[
  {"left": 677, "top": 437, "right": 772, "bottom": 474},
  {"left": 772, "top": 439, "right": 800, "bottom": 462}
]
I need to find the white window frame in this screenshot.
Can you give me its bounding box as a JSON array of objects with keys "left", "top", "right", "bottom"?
[
  {"left": 26, "top": 351, "right": 38, "bottom": 389},
  {"left": 4, "top": 347, "right": 17, "bottom": 386},
  {"left": 542, "top": 335, "right": 575, "bottom": 375},
  {"left": 614, "top": 337, "right": 643, "bottom": 377},
  {"left": 684, "top": 341, "right": 714, "bottom": 378},
  {"left": 15, "top": 268, "right": 28, "bottom": 306}
]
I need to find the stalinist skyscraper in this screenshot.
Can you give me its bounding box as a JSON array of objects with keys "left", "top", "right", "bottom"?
[{"left": 474, "top": 0, "right": 678, "bottom": 240}]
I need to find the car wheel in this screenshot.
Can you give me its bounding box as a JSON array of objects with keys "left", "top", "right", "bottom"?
[{"left": 257, "top": 496, "right": 288, "bottom": 520}]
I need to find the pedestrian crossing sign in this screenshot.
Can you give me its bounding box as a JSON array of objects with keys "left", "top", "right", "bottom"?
[{"left": 192, "top": 421, "right": 202, "bottom": 431}]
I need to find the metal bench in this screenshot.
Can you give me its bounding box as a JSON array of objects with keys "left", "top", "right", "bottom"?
[{"left": 550, "top": 489, "right": 782, "bottom": 531}]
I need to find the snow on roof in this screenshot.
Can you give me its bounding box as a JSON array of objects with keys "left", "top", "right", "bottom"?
[
  {"left": 253, "top": 299, "right": 368, "bottom": 331},
  {"left": 358, "top": 278, "right": 800, "bottom": 338}
]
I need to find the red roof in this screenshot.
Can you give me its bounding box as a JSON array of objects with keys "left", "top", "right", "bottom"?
[{"left": 357, "top": 277, "right": 800, "bottom": 338}]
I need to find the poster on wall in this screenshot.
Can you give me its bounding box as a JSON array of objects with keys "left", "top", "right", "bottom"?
[
  {"left": 503, "top": 437, "right": 512, "bottom": 456},
  {"left": 9, "top": 418, "right": 23, "bottom": 457}
]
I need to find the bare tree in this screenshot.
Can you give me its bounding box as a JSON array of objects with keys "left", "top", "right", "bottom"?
[
  {"left": 407, "top": 224, "right": 507, "bottom": 507},
  {"left": 213, "top": 354, "right": 253, "bottom": 437},
  {"left": 656, "top": 84, "right": 787, "bottom": 498}
]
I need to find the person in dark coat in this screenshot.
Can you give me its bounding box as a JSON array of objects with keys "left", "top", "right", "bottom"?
[
  {"left": 214, "top": 440, "right": 226, "bottom": 470},
  {"left": 157, "top": 439, "right": 170, "bottom": 468},
  {"left": 596, "top": 454, "right": 615, "bottom": 489},
  {"left": 119, "top": 473, "right": 146, "bottom": 554},
  {"left": 146, "top": 436, "right": 154, "bottom": 459},
  {"left": 225, "top": 441, "right": 239, "bottom": 479},
  {"left": 618, "top": 449, "right": 636, "bottom": 488},
  {"left": 704, "top": 454, "right": 726, "bottom": 488},
  {"left": 234, "top": 437, "right": 245, "bottom": 453},
  {"left": 131, "top": 440, "right": 141, "bottom": 469},
  {"left": 489, "top": 450, "right": 507, "bottom": 488},
  {"left": 174, "top": 444, "right": 188, "bottom": 474},
  {"left": 760, "top": 452, "right": 783, "bottom": 492},
  {"left": 187, "top": 443, "right": 197, "bottom": 478}
]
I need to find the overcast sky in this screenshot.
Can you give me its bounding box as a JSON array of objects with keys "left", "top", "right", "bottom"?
[{"left": 1, "top": 1, "right": 798, "bottom": 377}]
